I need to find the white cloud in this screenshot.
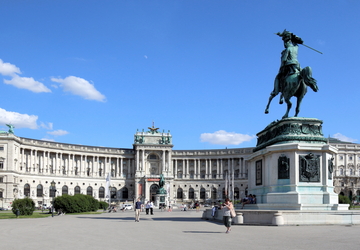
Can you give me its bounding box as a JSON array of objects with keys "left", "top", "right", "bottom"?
[
  {"left": 4, "top": 75, "right": 51, "bottom": 93},
  {"left": 47, "top": 129, "right": 69, "bottom": 136},
  {"left": 332, "top": 133, "right": 357, "bottom": 143},
  {"left": 0, "top": 108, "right": 38, "bottom": 129},
  {"left": 0, "top": 59, "right": 21, "bottom": 76},
  {"left": 51, "top": 76, "right": 106, "bottom": 102},
  {"left": 200, "top": 130, "right": 255, "bottom": 145},
  {"left": 40, "top": 122, "right": 53, "bottom": 130}
]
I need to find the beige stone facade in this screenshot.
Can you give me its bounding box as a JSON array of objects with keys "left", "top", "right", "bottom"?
[{"left": 0, "top": 130, "right": 358, "bottom": 209}]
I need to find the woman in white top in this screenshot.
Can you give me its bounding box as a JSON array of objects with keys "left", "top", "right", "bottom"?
[{"left": 222, "top": 198, "right": 234, "bottom": 233}]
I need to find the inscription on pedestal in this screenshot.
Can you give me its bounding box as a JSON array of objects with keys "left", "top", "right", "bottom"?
[{"left": 299, "top": 153, "right": 320, "bottom": 182}]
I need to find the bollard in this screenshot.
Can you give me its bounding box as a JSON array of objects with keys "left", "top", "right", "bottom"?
[
  {"left": 232, "top": 211, "right": 243, "bottom": 224},
  {"left": 272, "top": 212, "right": 284, "bottom": 225}
]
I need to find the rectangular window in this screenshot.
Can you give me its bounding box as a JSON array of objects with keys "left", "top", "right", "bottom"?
[
  {"left": 0, "top": 162, "right": 3, "bottom": 169},
  {"left": 0, "top": 146, "right": 4, "bottom": 150},
  {"left": 0, "top": 191, "right": 3, "bottom": 198},
  {"left": 0, "top": 177, "right": 3, "bottom": 183}
]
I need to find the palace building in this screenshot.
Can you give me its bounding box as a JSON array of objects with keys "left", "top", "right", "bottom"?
[{"left": 0, "top": 125, "right": 359, "bottom": 209}]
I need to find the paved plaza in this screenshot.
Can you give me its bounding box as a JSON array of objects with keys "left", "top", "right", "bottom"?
[{"left": 0, "top": 209, "right": 359, "bottom": 250}]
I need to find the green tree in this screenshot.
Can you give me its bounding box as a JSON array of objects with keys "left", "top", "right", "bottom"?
[{"left": 11, "top": 197, "right": 35, "bottom": 216}]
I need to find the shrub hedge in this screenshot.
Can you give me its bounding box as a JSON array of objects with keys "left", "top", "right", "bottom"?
[
  {"left": 339, "top": 195, "right": 352, "bottom": 209},
  {"left": 11, "top": 197, "right": 36, "bottom": 216},
  {"left": 53, "top": 194, "right": 100, "bottom": 213}
]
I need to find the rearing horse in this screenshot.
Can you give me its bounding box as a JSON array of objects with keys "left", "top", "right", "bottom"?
[{"left": 265, "top": 66, "right": 318, "bottom": 119}]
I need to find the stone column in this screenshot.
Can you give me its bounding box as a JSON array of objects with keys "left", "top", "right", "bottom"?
[
  {"left": 182, "top": 159, "right": 185, "bottom": 178},
  {"left": 128, "top": 159, "right": 131, "bottom": 177},
  {"left": 120, "top": 158, "right": 123, "bottom": 177},
  {"left": 205, "top": 159, "right": 208, "bottom": 179},
  {"left": 136, "top": 150, "right": 139, "bottom": 171},
  {"left": 220, "top": 159, "right": 224, "bottom": 179},
  {"left": 186, "top": 159, "right": 190, "bottom": 178},
  {"left": 174, "top": 159, "right": 177, "bottom": 178},
  {"left": 142, "top": 150, "right": 145, "bottom": 172},
  {"left": 194, "top": 159, "right": 197, "bottom": 179},
  {"left": 162, "top": 150, "right": 166, "bottom": 173}
]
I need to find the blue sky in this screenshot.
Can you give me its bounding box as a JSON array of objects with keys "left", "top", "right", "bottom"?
[{"left": 0, "top": 0, "right": 359, "bottom": 150}]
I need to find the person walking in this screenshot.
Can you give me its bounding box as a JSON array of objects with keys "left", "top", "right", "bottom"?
[
  {"left": 222, "top": 198, "right": 234, "bottom": 233},
  {"left": 149, "top": 201, "right": 154, "bottom": 215},
  {"left": 145, "top": 201, "right": 150, "bottom": 215},
  {"left": 135, "top": 198, "right": 142, "bottom": 222}
]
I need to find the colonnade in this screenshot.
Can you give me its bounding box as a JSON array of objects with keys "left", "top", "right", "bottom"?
[
  {"left": 172, "top": 157, "right": 246, "bottom": 179},
  {"left": 19, "top": 148, "right": 135, "bottom": 178}
]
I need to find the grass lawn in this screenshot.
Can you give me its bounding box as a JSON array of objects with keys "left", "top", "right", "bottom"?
[
  {"left": 0, "top": 210, "right": 102, "bottom": 219},
  {"left": 0, "top": 212, "right": 52, "bottom": 219}
]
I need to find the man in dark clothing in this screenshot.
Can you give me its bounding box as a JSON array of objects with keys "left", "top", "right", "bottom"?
[{"left": 135, "top": 199, "right": 142, "bottom": 222}]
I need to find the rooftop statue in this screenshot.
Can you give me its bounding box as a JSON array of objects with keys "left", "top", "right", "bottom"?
[
  {"left": 265, "top": 30, "right": 319, "bottom": 119},
  {"left": 0, "top": 124, "right": 15, "bottom": 134}
]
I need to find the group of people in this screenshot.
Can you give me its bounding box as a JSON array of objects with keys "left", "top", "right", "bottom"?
[
  {"left": 145, "top": 201, "right": 154, "bottom": 215},
  {"left": 241, "top": 194, "right": 256, "bottom": 209}
]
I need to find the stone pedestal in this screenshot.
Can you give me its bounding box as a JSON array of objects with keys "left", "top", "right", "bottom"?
[
  {"left": 154, "top": 194, "right": 166, "bottom": 207},
  {"left": 248, "top": 117, "right": 348, "bottom": 211}
]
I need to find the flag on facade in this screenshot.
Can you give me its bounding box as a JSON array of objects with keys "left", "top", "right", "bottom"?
[
  {"left": 225, "top": 171, "right": 228, "bottom": 197},
  {"left": 105, "top": 172, "right": 111, "bottom": 201}
]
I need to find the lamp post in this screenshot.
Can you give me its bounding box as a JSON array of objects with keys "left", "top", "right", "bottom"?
[
  {"left": 42, "top": 194, "right": 45, "bottom": 212},
  {"left": 51, "top": 181, "right": 56, "bottom": 217}
]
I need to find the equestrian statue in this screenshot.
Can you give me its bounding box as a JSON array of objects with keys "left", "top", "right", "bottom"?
[{"left": 265, "top": 30, "right": 320, "bottom": 119}]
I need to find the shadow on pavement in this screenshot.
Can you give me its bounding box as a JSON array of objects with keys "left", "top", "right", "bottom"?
[
  {"left": 183, "top": 231, "right": 222, "bottom": 234},
  {"left": 76, "top": 215, "right": 203, "bottom": 222}
]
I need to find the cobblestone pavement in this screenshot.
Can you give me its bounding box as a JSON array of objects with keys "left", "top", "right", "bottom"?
[{"left": 0, "top": 209, "right": 359, "bottom": 250}]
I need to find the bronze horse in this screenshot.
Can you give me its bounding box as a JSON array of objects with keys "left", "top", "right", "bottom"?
[{"left": 265, "top": 66, "right": 318, "bottom": 119}]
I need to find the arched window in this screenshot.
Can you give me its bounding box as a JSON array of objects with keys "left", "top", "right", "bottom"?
[
  {"left": 36, "top": 184, "right": 43, "bottom": 197},
  {"left": 200, "top": 188, "right": 206, "bottom": 199},
  {"left": 49, "top": 183, "right": 57, "bottom": 198},
  {"left": 211, "top": 188, "right": 217, "bottom": 199},
  {"left": 188, "top": 188, "right": 194, "bottom": 199},
  {"left": 87, "top": 186, "right": 93, "bottom": 196},
  {"left": 74, "top": 186, "right": 81, "bottom": 195},
  {"left": 24, "top": 184, "right": 30, "bottom": 197},
  {"left": 177, "top": 188, "right": 183, "bottom": 199},
  {"left": 122, "top": 187, "right": 128, "bottom": 199},
  {"left": 99, "top": 187, "right": 105, "bottom": 199},
  {"left": 62, "top": 185, "right": 68, "bottom": 195},
  {"left": 111, "top": 187, "right": 117, "bottom": 199}
]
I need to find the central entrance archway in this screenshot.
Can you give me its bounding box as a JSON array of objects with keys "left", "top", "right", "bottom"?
[{"left": 150, "top": 184, "right": 159, "bottom": 202}]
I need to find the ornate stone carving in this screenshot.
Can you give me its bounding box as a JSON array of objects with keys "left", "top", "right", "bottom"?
[
  {"left": 254, "top": 118, "right": 327, "bottom": 152},
  {"left": 278, "top": 154, "right": 290, "bottom": 179},
  {"left": 328, "top": 157, "right": 334, "bottom": 180},
  {"left": 299, "top": 153, "right": 320, "bottom": 182}
]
